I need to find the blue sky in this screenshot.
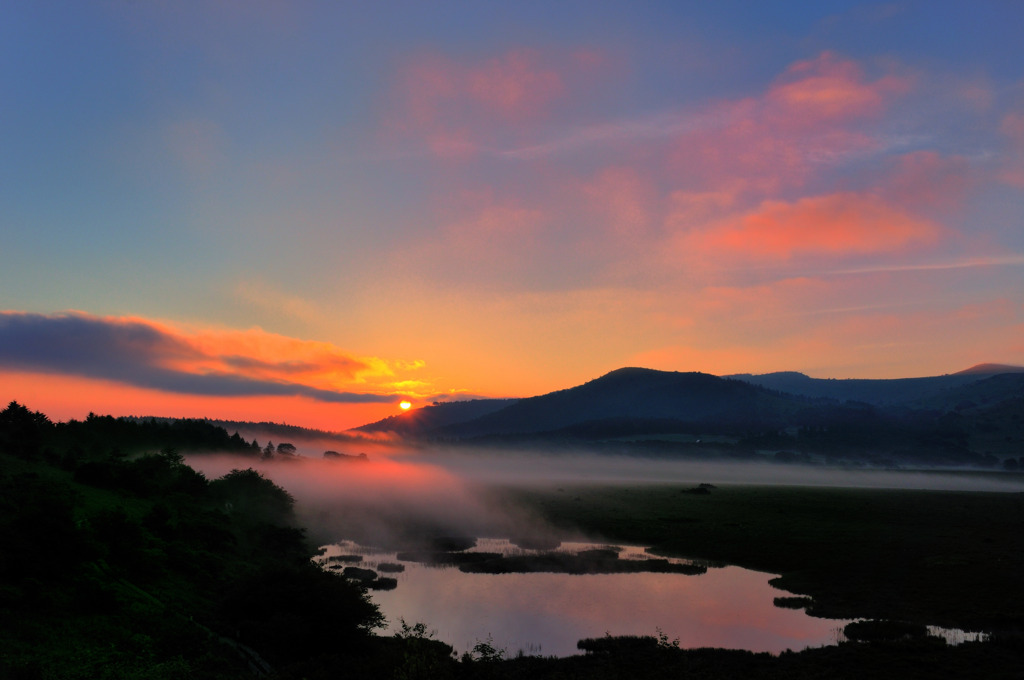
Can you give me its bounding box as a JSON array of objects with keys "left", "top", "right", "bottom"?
[{"left": 2, "top": 1, "right": 1023, "bottom": 428}]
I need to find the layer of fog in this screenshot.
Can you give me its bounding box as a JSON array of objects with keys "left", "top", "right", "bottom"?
[
  {"left": 409, "top": 447, "right": 1024, "bottom": 492},
  {"left": 187, "top": 451, "right": 555, "bottom": 548},
  {"left": 187, "top": 445, "right": 1024, "bottom": 551}
]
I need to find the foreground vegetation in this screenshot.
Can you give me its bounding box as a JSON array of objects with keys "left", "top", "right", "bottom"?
[
  {"left": 0, "top": 402, "right": 385, "bottom": 679},
  {"left": 3, "top": 401, "right": 1024, "bottom": 679}
]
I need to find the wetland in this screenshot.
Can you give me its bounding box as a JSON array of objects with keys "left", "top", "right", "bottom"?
[{"left": 318, "top": 538, "right": 850, "bottom": 657}]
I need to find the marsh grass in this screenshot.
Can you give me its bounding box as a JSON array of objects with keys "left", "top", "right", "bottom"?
[
  {"left": 457, "top": 550, "right": 707, "bottom": 575},
  {"left": 774, "top": 596, "right": 813, "bottom": 610},
  {"left": 500, "top": 483, "right": 1024, "bottom": 632}
]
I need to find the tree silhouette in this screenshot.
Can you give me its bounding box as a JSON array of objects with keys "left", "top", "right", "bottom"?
[{"left": 0, "top": 401, "right": 52, "bottom": 459}]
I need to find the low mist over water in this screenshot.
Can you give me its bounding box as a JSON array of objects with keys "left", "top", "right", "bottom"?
[{"left": 187, "top": 447, "right": 1024, "bottom": 550}]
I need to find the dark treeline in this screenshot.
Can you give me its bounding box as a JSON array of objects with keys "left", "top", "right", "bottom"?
[
  {"left": 0, "top": 401, "right": 259, "bottom": 464},
  {"left": 3, "top": 400, "right": 1024, "bottom": 679},
  {"left": 204, "top": 418, "right": 357, "bottom": 444}
]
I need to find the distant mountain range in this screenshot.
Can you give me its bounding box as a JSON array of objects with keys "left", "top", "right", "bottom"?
[
  {"left": 354, "top": 364, "right": 1024, "bottom": 468},
  {"left": 724, "top": 363, "right": 1024, "bottom": 406}
]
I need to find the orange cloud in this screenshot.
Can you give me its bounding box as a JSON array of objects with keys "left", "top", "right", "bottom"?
[
  {"left": 681, "top": 192, "right": 942, "bottom": 260},
  {"left": 181, "top": 325, "right": 380, "bottom": 388}
]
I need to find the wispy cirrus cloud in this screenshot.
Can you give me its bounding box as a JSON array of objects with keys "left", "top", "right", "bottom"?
[
  {"left": 0, "top": 311, "right": 419, "bottom": 403},
  {"left": 498, "top": 107, "right": 731, "bottom": 160},
  {"left": 828, "top": 254, "right": 1024, "bottom": 275},
  {"left": 497, "top": 51, "right": 908, "bottom": 178}
]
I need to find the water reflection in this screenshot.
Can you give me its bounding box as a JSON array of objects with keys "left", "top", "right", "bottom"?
[{"left": 319, "top": 539, "right": 849, "bottom": 657}]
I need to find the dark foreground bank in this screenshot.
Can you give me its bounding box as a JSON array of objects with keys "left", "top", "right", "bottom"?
[{"left": 3, "top": 402, "right": 1023, "bottom": 679}]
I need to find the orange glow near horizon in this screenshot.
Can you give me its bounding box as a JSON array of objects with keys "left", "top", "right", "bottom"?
[{"left": 0, "top": 371, "right": 397, "bottom": 432}]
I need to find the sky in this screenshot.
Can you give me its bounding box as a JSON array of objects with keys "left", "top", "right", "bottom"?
[{"left": 2, "top": 1, "right": 1024, "bottom": 430}]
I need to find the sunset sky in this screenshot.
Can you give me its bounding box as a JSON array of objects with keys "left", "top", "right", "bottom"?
[{"left": 3, "top": 1, "right": 1024, "bottom": 430}]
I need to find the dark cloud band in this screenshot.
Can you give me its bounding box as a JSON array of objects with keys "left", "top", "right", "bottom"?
[{"left": 0, "top": 312, "right": 394, "bottom": 404}]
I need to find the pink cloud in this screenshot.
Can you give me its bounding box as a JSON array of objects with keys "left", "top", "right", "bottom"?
[
  {"left": 425, "top": 128, "right": 479, "bottom": 160},
  {"left": 467, "top": 49, "right": 565, "bottom": 120},
  {"left": 663, "top": 190, "right": 737, "bottom": 231},
  {"left": 767, "top": 51, "right": 909, "bottom": 124},
  {"left": 562, "top": 52, "right": 922, "bottom": 269},
  {"left": 669, "top": 52, "right": 909, "bottom": 197},
  {"left": 680, "top": 191, "right": 942, "bottom": 261},
  {"left": 385, "top": 47, "right": 604, "bottom": 157},
  {"left": 878, "top": 151, "right": 972, "bottom": 212},
  {"left": 439, "top": 199, "right": 549, "bottom": 270}
]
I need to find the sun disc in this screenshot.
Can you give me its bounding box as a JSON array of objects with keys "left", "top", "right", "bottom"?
[{"left": 400, "top": 401, "right": 412, "bottom": 410}]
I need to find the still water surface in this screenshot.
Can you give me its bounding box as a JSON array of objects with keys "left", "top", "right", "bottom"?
[{"left": 319, "top": 539, "right": 849, "bottom": 657}]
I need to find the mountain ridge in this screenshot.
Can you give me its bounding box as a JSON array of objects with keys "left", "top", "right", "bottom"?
[
  {"left": 358, "top": 363, "right": 1024, "bottom": 435},
  {"left": 352, "top": 364, "right": 1024, "bottom": 467},
  {"left": 955, "top": 363, "right": 1024, "bottom": 375}
]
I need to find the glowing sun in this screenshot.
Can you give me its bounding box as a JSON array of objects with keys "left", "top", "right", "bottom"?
[{"left": 400, "top": 401, "right": 412, "bottom": 410}]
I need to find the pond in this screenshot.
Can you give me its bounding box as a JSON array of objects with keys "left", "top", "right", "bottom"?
[{"left": 317, "top": 538, "right": 850, "bottom": 657}]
